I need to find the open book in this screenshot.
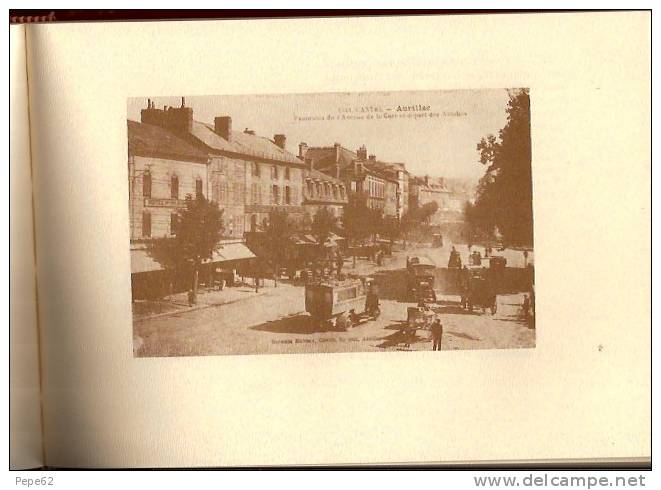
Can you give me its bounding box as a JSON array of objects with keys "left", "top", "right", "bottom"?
[{"left": 10, "top": 13, "right": 651, "bottom": 469}]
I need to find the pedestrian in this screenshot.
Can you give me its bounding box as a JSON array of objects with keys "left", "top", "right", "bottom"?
[
  {"left": 522, "top": 294, "right": 530, "bottom": 317},
  {"left": 431, "top": 318, "right": 443, "bottom": 351}
]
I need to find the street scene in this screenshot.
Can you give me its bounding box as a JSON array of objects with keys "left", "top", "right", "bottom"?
[{"left": 128, "top": 89, "right": 534, "bottom": 357}]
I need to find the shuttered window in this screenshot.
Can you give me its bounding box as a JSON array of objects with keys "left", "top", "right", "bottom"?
[{"left": 142, "top": 212, "right": 151, "bottom": 237}]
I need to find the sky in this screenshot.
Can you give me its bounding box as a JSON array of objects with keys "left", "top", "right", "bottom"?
[{"left": 127, "top": 89, "right": 514, "bottom": 181}]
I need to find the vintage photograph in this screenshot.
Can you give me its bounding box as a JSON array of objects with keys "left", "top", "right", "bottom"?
[{"left": 128, "top": 89, "right": 535, "bottom": 357}]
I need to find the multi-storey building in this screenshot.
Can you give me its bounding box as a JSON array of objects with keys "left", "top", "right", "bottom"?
[
  {"left": 302, "top": 143, "right": 402, "bottom": 217},
  {"left": 301, "top": 163, "right": 348, "bottom": 220},
  {"left": 127, "top": 119, "right": 210, "bottom": 241},
  {"left": 139, "top": 98, "right": 306, "bottom": 236}
]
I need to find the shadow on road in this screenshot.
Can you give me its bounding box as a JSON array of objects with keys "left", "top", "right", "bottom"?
[
  {"left": 250, "top": 313, "right": 341, "bottom": 334},
  {"left": 447, "top": 330, "right": 481, "bottom": 341},
  {"left": 430, "top": 305, "right": 481, "bottom": 315},
  {"left": 376, "top": 330, "right": 430, "bottom": 350}
]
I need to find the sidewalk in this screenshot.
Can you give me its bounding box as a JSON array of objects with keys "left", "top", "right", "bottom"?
[{"left": 132, "top": 284, "right": 268, "bottom": 322}]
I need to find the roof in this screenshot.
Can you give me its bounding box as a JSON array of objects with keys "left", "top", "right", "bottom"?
[
  {"left": 127, "top": 120, "right": 208, "bottom": 163},
  {"left": 190, "top": 121, "right": 302, "bottom": 164},
  {"left": 364, "top": 162, "right": 399, "bottom": 183},
  {"left": 305, "top": 145, "right": 359, "bottom": 172},
  {"left": 304, "top": 168, "right": 345, "bottom": 185},
  {"left": 306, "top": 145, "right": 403, "bottom": 183}
]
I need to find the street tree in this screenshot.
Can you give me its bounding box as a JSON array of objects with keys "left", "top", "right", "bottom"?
[
  {"left": 146, "top": 194, "right": 224, "bottom": 304},
  {"left": 381, "top": 215, "right": 400, "bottom": 247},
  {"left": 343, "top": 194, "right": 373, "bottom": 266},
  {"left": 417, "top": 201, "right": 439, "bottom": 225},
  {"left": 400, "top": 209, "right": 416, "bottom": 248},
  {"left": 264, "top": 209, "right": 297, "bottom": 286},
  {"left": 469, "top": 88, "right": 533, "bottom": 246},
  {"left": 311, "top": 206, "right": 338, "bottom": 276}
]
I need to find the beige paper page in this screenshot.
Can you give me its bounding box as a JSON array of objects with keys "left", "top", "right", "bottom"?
[
  {"left": 10, "top": 24, "right": 44, "bottom": 470},
  {"left": 28, "top": 13, "right": 650, "bottom": 467}
]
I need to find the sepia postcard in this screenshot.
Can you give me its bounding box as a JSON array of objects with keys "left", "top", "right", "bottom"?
[{"left": 128, "top": 89, "right": 535, "bottom": 357}]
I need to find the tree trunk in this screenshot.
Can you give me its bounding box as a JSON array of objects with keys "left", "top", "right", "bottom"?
[{"left": 191, "top": 262, "right": 199, "bottom": 305}]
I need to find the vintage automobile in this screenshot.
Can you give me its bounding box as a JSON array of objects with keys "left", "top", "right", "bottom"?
[
  {"left": 461, "top": 269, "right": 497, "bottom": 314},
  {"left": 406, "top": 256, "right": 437, "bottom": 303},
  {"left": 305, "top": 276, "right": 379, "bottom": 330}
]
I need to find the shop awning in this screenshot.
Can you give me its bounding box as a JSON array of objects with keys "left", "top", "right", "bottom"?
[
  {"left": 132, "top": 243, "right": 256, "bottom": 274},
  {"left": 209, "top": 243, "right": 256, "bottom": 263},
  {"left": 131, "top": 249, "right": 163, "bottom": 274}
]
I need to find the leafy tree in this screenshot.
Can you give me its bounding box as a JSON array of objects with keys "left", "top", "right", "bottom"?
[
  {"left": 311, "top": 207, "right": 338, "bottom": 247},
  {"left": 400, "top": 209, "right": 416, "bottom": 248},
  {"left": 146, "top": 195, "right": 224, "bottom": 304},
  {"left": 343, "top": 193, "right": 372, "bottom": 244},
  {"left": 469, "top": 88, "right": 533, "bottom": 246},
  {"left": 264, "top": 209, "right": 297, "bottom": 286},
  {"left": 417, "top": 201, "right": 439, "bottom": 225},
  {"left": 381, "top": 215, "right": 401, "bottom": 246},
  {"left": 311, "top": 206, "right": 339, "bottom": 276}
]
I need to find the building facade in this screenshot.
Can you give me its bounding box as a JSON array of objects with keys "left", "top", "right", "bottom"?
[
  {"left": 127, "top": 119, "right": 209, "bottom": 241},
  {"left": 302, "top": 143, "right": 403, "bottom": 218},
  {"left": 139, "top": 99, "right": 306, "bottom": 237},
  {"left": 302, "top": 165, "right": 348, "bottom": 221}
]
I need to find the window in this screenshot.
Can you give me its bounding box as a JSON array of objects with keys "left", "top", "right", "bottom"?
[
  {"left": 252, "top": 162, "right": 260, "bottom": 177},
  {"left": 272, "top": 185, "right": 280, "bottom": 205},
  {"left": 196, "top": 178, "right": 203, "bottom": 199},
  {"left": 271, "top": 166, "right": 278, "bottom": 180},
  {"left": 142, "top": 212, "right": 151, "bottom": 237},
  {"left": 142, "top": 171, "right": 151, "bottom": 197},
  {"left": 333, "top": 185, "right": 338, "bottom": 200},
  {"left": 306, "top": 180, "right": 313, "bottom": 198},
  {"left": 233, "top": 181, "right": 244, "bottom": 205},
  {"left": 216, "top": 181, "right": 228, "bottom": 204},
  {"left": 285, "top": 186, "right": 291, "bottom": 205},
  {"left": 170, "top": 213, "right": 179, "bottom": 235},
  {"left": 251, "top": 183, "right": 259, "bottom": 204},
  {"left": 170, "top": 175, "right": 179, "bottom": 199},
  {"left": 285, "top": 167, "right": 290, "bottom": 180}
]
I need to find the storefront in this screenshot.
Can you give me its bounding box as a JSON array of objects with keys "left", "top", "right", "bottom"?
[{"left": 130, "top": 241, "right": 256, "bottom": 300}]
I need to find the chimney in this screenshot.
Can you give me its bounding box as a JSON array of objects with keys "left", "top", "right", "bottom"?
[
  {"left": 244, "top": 128, "right": 255, "bottom": 135},
  {"left": 298, "top": 142, "right": 308, "bottom": 160},
  {"left": 181, "top": 97, "right": 186, "bottom": 107},
  {"left": 334, "top": 143, "right": 341, "bottom": 163},
  {"left": 140, "top": 97, "right": 193, "bottom": 134},
  {"left": 274, "top": 134, "right": 286, "bottom": 149},
  {"left": 214, "top": 116, "right": 232, "bottom": 141},
  {"left": 356, "top": 145, "right": 367, "bottom": 161},
  {"left": 334, "top": 163, "right": 340, "bottom": 179}
]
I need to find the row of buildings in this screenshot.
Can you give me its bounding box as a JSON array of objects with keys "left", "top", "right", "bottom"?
[{"left": 128, "top": 98, "right": 469, "bottom": 296}]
